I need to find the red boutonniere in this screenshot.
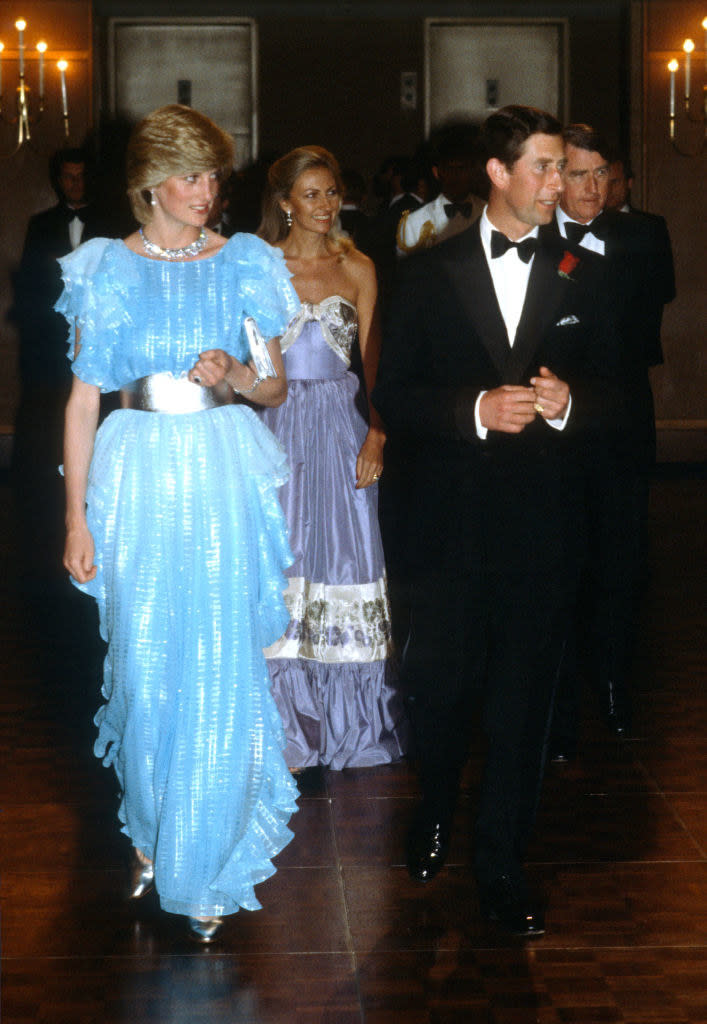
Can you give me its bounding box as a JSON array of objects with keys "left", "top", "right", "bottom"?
[{"left": 558, "top": 251, "right": 580, "bottom": 280}]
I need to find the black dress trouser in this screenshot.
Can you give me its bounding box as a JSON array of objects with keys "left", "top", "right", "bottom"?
[{"left": 401, "top": 447, "right": 583, "bottom": 888}]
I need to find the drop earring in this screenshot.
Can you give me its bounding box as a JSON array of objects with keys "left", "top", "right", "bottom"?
[
  {"left": 285, "top": 210, "right": 293, "bottom": 228},
  {"left": 151, "top": 191, "right": 157, "bottom": 207}
]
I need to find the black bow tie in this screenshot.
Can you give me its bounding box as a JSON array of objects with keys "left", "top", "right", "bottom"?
[
  {"left": 63, "top": 204, "right": 89, "bottom": 223},
  {"left": 444, "top": 201, "right": 474, "bottom": 220},
  {"left": 564, "top": 215, "right": 607, "bottom": 244},
  {"left": 490, "top": 230, "right": 538, "bottom": 263}
]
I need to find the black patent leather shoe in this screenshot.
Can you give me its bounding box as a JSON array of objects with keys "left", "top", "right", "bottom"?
[
  {"left": 479, "top": 875, "right": 546, "bottom": 938},
  {"left": 549, "top": 743, "right": 576, "bottom": 766},
  {"left": 406, "top": 813, "right": 451, "bottom": 883},
  {"left": 607, "top": 712, "right": 628, "bottom": 737},
  {"left": 290, "top": 764, "right": 326, "bottom": 795},
  {"left": 602, "top": 680, "right": 631, "bottom": 737}
]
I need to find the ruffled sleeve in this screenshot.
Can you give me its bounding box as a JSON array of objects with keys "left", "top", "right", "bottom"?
[
  {"left": 55, "top": 238, "right": 136, "bottom": 392},
  {"left": 224, "top": 234, "right": 299, "bottom": 344}
]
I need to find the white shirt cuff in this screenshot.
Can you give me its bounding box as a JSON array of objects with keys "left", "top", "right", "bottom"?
[
  {"left": 474, "top": 391, "right": 488, "bottom": 439},
  {"left": 547, "top": 393, "right": 572, "bottom": 430},
  {"left": 474, "top": 390, "right": 571, "bottom": 437}
]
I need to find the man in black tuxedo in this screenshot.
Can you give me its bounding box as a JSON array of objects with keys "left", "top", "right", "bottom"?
[
  {"left": 373, "top": 106, "right": 616, "bottom": 937},
  {"left": 549, "top": 125, "right": 675, "bottom": 755},
  {"left": 605, "top": 151, "right": 676, "bottom": 224},
  {"left": 14, "top": 147, "right": 111, "bottom": 399},
  {"left": 396, "top": 127, "right": 486, "bottom": 257},
  {"left": 606, "top": 154, "right": 635, "bottom": 212},
  {"left": 13, "top": 147, "right": 113, "bottom": 578},
  {"left": 366, "top": 156, "right": 428, "bottom": 308}
]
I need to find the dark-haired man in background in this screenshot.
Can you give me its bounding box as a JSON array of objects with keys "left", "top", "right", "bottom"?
[
  {"left": 14, "top": 147, "right": 111, "bottom": 420},
  {"left": 13, "top": 147, "right": 114, "bottom": 580},
  {"left": 396, "top": 125, "right": 486, "bottom": 256},
  {"left": 606, "top": 153, "right": 635, "bottom": 212},
  {"left": 549, "top": 125, "right": 675, "bottom": 758},
  {"left": 374, "top": 106, "right": 616, "bottom": 937}
]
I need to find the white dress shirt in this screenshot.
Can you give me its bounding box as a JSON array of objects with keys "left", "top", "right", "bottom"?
[
  {"left": 473, "top": 206, "right": 570, "bottom": 438},
  {"left": 480, "top": 206, "right": 537, "bottom": 345},
  {"left": 68, "top": 212, "right": 85, "bottom": 251}
]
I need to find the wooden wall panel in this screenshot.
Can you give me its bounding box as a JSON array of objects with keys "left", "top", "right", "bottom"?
[
  {"left": 0, "top": 1, "right": 702, "bottom": 458},
  {"left": 642, "top": 0, "right": 706, "bottom": 441},
  {"left": 0, "top": 0, "right": 92, "bottom": 437}
]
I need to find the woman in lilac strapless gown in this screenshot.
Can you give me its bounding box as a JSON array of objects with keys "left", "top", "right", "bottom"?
[{"left": 259, "top": 147, "right": 407, "bottom": 769}]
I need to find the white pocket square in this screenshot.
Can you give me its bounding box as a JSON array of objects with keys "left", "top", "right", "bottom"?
[{"left": 556, "top": 315, "right": 580, "bottom": 326}]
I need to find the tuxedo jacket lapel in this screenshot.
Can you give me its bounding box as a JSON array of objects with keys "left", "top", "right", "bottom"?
[
  {"left": 443, "top": 224, "right": 511, "bottom": 379},
  {"left": 49, "top": 206, "right": 74, "bottom": 253}
]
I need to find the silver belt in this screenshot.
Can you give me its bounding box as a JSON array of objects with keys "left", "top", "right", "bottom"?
[{"left": 125, "top": 372, "right": 233, "bottom": 413}]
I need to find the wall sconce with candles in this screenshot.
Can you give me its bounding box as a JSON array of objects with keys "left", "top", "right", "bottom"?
[
  {"left": 667, "top": 16, "right": 706, "bottom": 156},
  {"left": 0, "top": 18, "right": 70, "bottom": 154}
]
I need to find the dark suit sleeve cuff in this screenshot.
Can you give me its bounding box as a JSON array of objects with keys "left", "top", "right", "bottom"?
[{"left": 453, "top": 387, "right": 481, "bottom": 443}]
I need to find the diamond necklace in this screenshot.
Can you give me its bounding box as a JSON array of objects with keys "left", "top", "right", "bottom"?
[{"left": 140, "top": 227, "right": 207, "bottom": 261}]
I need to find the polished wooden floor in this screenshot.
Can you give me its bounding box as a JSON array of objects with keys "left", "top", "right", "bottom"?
[{"left": 1, "top": 468, "right": 706, "bottom": 1024}]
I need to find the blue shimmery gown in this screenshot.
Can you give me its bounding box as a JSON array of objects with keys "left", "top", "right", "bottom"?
[{"left": 56, "top": 234, "right": 300, "bottom": 918}]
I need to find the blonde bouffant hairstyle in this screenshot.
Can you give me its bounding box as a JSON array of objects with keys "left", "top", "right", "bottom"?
[
  {"left": 126, "top": 105, "right": 235, "bottom": 225},
  {"left": 258, "top": 145, "right": 352, "bottom": 257}
]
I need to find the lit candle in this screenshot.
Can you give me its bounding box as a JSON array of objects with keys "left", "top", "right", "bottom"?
[
  {"left": 668, "top": 59, "right": 678, "bottom": 118},
  {"left": 682, "top": 39, "right": 694, "bottom": 101},
  {"left": 703, "top": 18, "right": 707, "bottom": 72},
  {"left": 57, "top": 59, "right": 68, "bottom": 118},
  {"left": 15, "top": 19, "right": 26, "bottom": 77},
  {"left": 36, "top": 41, "right": 47, "bottom": 99},
  {"left": 0, "top": 42, "right": 4, "bottom": 97}
]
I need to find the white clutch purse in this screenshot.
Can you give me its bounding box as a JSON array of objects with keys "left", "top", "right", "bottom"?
[{"left": 243, "top": 317, "right": 278, "bottom": 379}]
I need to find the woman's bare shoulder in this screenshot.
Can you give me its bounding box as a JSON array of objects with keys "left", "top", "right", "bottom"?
[{"left": 342, "top": 245, "right": 376, "bottom": 284}]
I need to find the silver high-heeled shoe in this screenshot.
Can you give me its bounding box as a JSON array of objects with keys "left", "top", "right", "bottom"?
[
  {"left": 128, "top": 849, "right": 154, "bottom": 900},
  {"left": 188, "top": 916, "right": 223, "bottom": 943}
]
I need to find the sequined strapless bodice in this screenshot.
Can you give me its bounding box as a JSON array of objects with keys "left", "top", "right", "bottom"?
[{"left": 279, "top": 297, "right": 357, "bottom": 381}]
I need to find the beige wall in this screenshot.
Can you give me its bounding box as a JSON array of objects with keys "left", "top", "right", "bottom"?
[{"left": 256, "top": 9, "right": 624, "bottom": 182}]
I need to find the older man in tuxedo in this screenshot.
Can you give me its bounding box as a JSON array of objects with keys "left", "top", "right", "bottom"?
[
  {"left": 373, "top": 106, "right": 616, "bottom": 938},
  {"left": 548, "top": 125, "right": 675, "bottom": 757}
]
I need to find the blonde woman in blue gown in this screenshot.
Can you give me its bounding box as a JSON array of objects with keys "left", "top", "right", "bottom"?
[{"left": 60, "top": 106, "right": 299, "bottom": 943}]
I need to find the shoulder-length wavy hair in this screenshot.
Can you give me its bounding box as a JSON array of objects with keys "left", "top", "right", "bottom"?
[
  {"left": 126, "top": 105, "right": 235, "bottom": 225},
  {"left": 258, "top": 145, "right": 351, "bottom": 256}
]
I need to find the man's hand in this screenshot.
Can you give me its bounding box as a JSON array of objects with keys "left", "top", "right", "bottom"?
[
  {"left": 530, "top": 366, "right": 570, "bottom": 420},
  {"left": 479, "top": 386, "right": 537, "bottom": 433}
]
